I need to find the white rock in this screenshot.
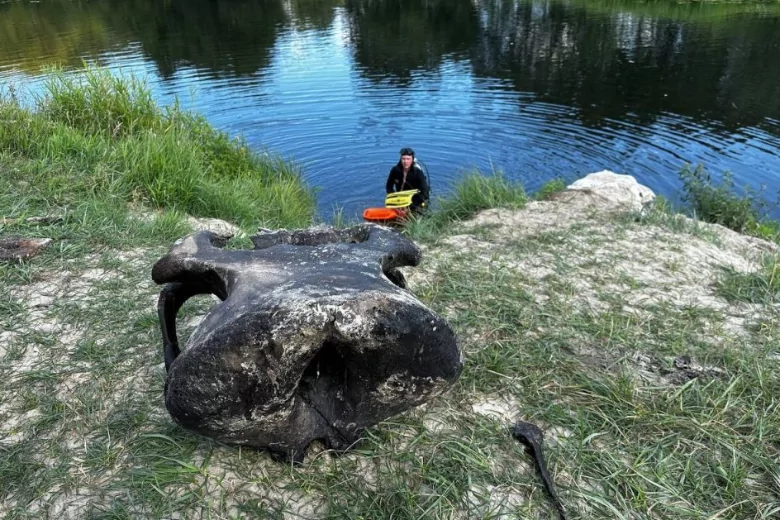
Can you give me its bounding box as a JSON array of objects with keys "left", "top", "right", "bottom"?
[{"left": 564, "top": 170, "right": 656, "bottom": 212}]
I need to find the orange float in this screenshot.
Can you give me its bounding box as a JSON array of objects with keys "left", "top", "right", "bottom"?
[
  {"left": 363, "top": 189, "right": 419, "bottom": 225},
  {"left": 362, "top": 207, "right": 408, "bottom": 224}
]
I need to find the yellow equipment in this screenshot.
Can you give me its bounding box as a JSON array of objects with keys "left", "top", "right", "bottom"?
[{"left": 384, "top": 189, "right": 419, "bottom": 209}]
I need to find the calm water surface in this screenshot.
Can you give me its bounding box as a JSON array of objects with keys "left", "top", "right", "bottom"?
[{"left": 1, "top": 0, "right": 779, "bottom": 218}]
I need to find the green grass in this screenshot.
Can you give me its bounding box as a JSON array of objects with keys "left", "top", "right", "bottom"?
[
  {"left": 1, "top": 67, "right": 315, "bottom": 232},
  {"left": 2, "top": 180, "right": 778, "bottom": 518},
  {"left": 563, "top": 0, "right": 780, "bottom": 22},
  {"left": 716, "top": 255, "right": 779, "bottom": 304},
  {"left": 621, "top": 195, "right": 723, "bottom": 243},
  {"left": 405, "top": 170, "right": 528, "bottom": 242},
  {"left": 414, "top": 240, "right": 779, "bottom": 519},
  {"left": 534, "top": 178, "right": 567, "bottom": 201},
  {"left": 678, "top": 164, "right": 779, "bottom": 242}
]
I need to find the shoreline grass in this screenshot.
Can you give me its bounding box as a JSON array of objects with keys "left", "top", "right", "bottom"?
[
  {"left": 678, "top": 164, "right": 780, "bottom": 243},
  {"left": 1, "top": 67, "right": 315, "bottom": 234},
  {"left": 404, "top": 171, "right": 529, "bottom": 242},
  {"left": 2, "top": 174, "right": 778, "bottom": 519}
]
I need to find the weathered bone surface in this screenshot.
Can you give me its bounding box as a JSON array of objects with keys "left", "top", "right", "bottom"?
[{"left": 152, "top": 224, "right": 462, "bottom": 461}]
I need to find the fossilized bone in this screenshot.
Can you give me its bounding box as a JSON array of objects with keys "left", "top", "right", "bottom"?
[{"left": 152, "top": 224, "right": 462, "bottom": 462}]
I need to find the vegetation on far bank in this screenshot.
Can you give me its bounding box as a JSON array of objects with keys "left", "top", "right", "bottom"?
[
  {"left": 565, "top": 0, "right": 780, "bottom": 21},
  {"left": 1, "top": 72, "right": 779, "bottom": 519}
]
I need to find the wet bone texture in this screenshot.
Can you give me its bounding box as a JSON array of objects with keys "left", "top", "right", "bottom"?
[{"left": 152, "top": 224, "right": 462, "bottom": 461}]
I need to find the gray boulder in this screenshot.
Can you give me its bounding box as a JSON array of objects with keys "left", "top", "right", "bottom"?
[{"left": 152, "top": 224, "right": 462, "bottom": 461}]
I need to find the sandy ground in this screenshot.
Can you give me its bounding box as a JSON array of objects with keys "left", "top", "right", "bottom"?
[{"left": 1, "top": 195, "right": 778, "bottom": 518}]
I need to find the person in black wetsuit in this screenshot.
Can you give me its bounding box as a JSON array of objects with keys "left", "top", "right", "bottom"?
[{"left": 386, "top": 147, "right": 430, "bottom": 211}]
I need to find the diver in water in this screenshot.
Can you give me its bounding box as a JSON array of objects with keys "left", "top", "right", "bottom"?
[{"left": 385, "top": 147, "right": 430, "bottom": 211}]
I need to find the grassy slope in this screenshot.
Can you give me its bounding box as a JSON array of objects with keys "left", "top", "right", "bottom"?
[{"left": 1, "top": 68, "right": 315, "bottom": 234}]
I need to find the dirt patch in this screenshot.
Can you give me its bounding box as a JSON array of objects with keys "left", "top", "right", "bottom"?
[
  {"left": 438, "top": 202, "right": 776, "bottom": 344},
  {"left": 470, "top": 395, "right": 522, "bottom": 424},
  {"left": 626, "top": 351, "right": 727, "bottom": 386},
  {"left": 200, "top": 456, "right": 326, "bottom": 518},
  {"left": 462, "top": 483, "right": 527, "bottom": 519}
]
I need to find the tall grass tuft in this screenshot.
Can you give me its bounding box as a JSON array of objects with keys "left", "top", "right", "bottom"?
[
  {"left": 534, "top": 177, "right": 567, "bottom": 201},
  {"left": 43, "top": 70, "right": 164, "bottom": 138},
  {"left": 679, "top": 164, "right": 778, "bottom": 241},
  {"left": 716, "top": 255, "right": 779, "bottom": 304},
  {"left": 0, "top": 67, "right": 315, "bottom": 230},
  {"left": 405, "top": 171, "right": 527, "bottom": 241}
]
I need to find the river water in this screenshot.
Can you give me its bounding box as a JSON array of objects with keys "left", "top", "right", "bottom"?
[{"left": 1, "top": 0, "right": 779, "bottom": 218}]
